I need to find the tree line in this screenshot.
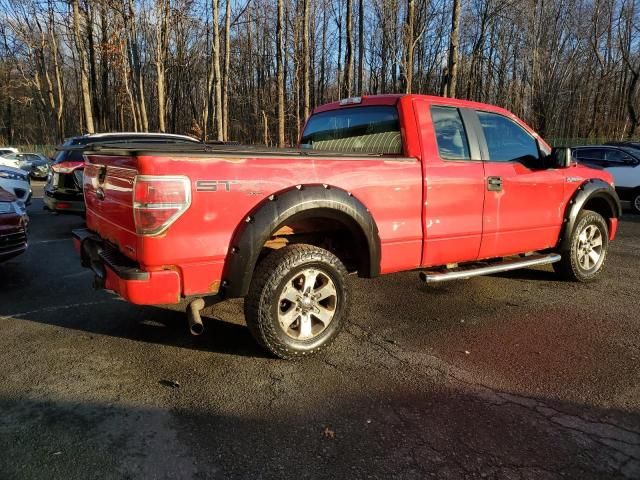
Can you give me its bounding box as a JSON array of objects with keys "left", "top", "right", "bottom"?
[{"left": 0, "top": 0, "right": 638, "bottom": 148}]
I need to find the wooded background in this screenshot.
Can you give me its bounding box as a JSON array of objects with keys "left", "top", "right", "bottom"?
[{"left": 0, "top": 0, "right": 638, "bottom": 147}]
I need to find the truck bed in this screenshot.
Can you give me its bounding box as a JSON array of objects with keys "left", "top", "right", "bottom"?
[{"left": 78, "top": 141, "right": 399, "bottom": 159}]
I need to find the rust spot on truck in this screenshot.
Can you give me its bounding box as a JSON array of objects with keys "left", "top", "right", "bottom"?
[{"left": 208, "top": 280, "right": 221, "bottom": 293}]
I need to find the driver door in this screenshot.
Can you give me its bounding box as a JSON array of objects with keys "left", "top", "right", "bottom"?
[{"left": 475, "top": 110, "right": 565, "bottom": 259}]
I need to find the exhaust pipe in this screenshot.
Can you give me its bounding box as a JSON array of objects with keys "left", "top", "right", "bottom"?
[{"left": 187, "top": 298, "right": 205, "bottom": 336}]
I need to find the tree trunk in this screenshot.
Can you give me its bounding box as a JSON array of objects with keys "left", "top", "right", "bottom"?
[
  {"left": 155, "top": 0, "right": 170, "bottom": 132},
  {"left": 344, "top": 0, "right": 353, "bottom": 97},
  {"left": 445, "top": 0, "right": 461, "bottom": 98},
  {"left": 357, "top": 0, "right": 364, "bottom": 95},
  {"left": 212, "top": 0, "right": 223, "bottom": 141},
  {"left": 222, "top": 0, "right": 231, "bottom": 140},
  {"left": 302, "top": 0, "right": 310, "bottom": 119},
  {"left": 71, "top": 0, "right": 95, "bottom": 133},
  {"left": 262, "top": 110, "right": 269, "bottom": 145},
  {"left": 404, "top": 0, "right": 415, "bottom": 93},
  {"left": 277, "top": 0, "right": 285, "bottom": 147}
]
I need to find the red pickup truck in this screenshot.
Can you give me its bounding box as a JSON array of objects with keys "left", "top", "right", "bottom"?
[{"left": 73, "top": 94, "right": 621, "bottom": 359}]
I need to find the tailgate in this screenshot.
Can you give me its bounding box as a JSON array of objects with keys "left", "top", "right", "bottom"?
[{"left": 84, "top": 154, "right": 139, "bottom": 260}]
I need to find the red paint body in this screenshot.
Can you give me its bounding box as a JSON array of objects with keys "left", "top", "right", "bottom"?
[{"left": 81, "top": 95, "right": 615, "bottom": 305}]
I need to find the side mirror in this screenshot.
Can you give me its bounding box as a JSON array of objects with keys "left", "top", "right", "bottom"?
[{"left": 549, "top": 147, "right": 573, "bottom": 169}]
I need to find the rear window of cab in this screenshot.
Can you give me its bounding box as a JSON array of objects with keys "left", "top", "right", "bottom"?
[{"left": 300, "top": 106, "right": 403, "bottom": 155}]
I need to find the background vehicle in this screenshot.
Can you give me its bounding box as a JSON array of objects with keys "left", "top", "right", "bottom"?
[
  {"left": 0, "top": 166, "right": 31, "bottom": 205},
  {"left": 573, "top": 145, "right": 640, "bottom": 213},
  {"left": 24, "top": 154, "right": 52, "bottom": 180},
  {"left": 2, "top": 153, "right": 51, "bottom": 179},
  {"left": 0, "top": 154, "right": 21, "bottom": 170},
  {"left": 0, "top": 187, "right": 28, "bottom": 262},
  {"left": 606, "top": 141, "right": 640, "bottom": 150},
  {"left": 0, "top": 148, "right": 19, "bottom": 156},
  {"left": 73, "top": 95, "right": 620, "bottom": 359},
  {"left": 45, "top": 133, "right": 202, "bottom": 214}
]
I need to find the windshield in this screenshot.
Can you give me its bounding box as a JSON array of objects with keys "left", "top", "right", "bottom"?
[{"left": 300, "top": 106, "right": 403, "bottom": 155}]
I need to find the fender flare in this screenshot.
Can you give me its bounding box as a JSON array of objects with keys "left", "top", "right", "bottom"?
[
  {"left": 559, "top": 179, "right": 621, "bottom": 250},
  {"left": 221, "top": 185, "right": 381, "bottom": 298}
]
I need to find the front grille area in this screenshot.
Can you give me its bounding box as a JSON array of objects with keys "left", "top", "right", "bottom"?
[{"left": 0, "top": 226, "right": 27, "bottom": 254}]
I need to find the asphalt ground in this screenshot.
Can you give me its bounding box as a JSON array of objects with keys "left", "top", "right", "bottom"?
[{"left": 0, "top": 182, "right": 639, "bottom": 479}]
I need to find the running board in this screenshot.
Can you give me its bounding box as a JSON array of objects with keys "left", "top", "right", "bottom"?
[{"left": 419, "top": 253, "right": 561, "bottom": 283}]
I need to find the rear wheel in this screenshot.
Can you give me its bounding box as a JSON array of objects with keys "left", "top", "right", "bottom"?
[
  {"left": 553, "top": 210, "right": 609, "bottom": 282},
  {"left": 244, "top": 244, "right": 350, "bottom": 359}
]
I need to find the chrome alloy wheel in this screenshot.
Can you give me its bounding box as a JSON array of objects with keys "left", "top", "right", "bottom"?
[
  {"left": 277, "top": 268, "right": 338, "bottom": 340},
  {"left": 576, "top": 223, "right": 604, "bottom": 271},
  {"left": 634, "top": 194, "right": 640, "bottom": 212}
]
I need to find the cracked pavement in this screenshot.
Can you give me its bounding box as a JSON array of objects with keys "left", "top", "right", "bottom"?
[{"left": 0, "top": 184, "right": 639, "bottom": 479}]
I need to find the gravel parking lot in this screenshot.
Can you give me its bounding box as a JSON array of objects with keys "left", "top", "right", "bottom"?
[{"left": 1, "top": 183, "right": 639, "bottom": 479}]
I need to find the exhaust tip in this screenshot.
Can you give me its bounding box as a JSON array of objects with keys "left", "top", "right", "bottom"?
[
  {"left": 187, "top": 298, "right": 206, "bottom": 336},
  {"left": 189, "top": 322, "right": 204, "bottom": 336}
]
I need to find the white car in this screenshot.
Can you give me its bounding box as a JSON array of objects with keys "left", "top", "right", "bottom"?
[
  {"left": 0, "top": 165, "right": 32, "bottom": 205},
  {"left": 0, "top": 154, "right": 21, "bottom": 169},
  {"left": 0, "top": 147, "right": 19, "bottom": 156},
  {"left": 573, "top": 145, "right": 640, "bottom": 214}
]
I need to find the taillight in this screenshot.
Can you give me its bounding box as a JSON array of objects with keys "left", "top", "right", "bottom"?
[
  {"left": 132, "top": 175, "right": 191, "bottom": 235},
  {"left": 52, "top": 161, "right": 84, "bottom": 173}
]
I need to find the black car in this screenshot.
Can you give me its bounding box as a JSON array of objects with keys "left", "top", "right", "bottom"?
[
  {"left": 44, "top": 133, "right": 202, "bottom": 214},
  {"left": 605, "top": 141, "right": 640, "bottom": 151}
]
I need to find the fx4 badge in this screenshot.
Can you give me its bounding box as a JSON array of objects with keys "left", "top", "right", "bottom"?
[{"left": 196, "top": 180, "right": 238, "bottom": 192}]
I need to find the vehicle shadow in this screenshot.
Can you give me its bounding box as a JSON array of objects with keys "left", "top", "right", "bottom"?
[{"left": 4, "top": 298, "right": 269, "bottom": 360}]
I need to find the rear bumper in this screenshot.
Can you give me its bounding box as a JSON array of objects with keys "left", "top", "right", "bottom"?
[
  {"left": 72, "top": 228, "right": 181, "bottom": 305},
  {"left": 44, "top": 190, "right": 85, "bottom": 213}
]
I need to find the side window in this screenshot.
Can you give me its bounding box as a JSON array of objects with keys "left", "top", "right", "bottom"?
[
  {"left": 477, "top": 111, "right": 539, "bottom": 162},
  {"left": 574, "top": 149, "right": 604, "bottom": 164},
  {"left": 603, "top": 149, "right": 630, "bottom": 165},
  {"left": 431, "top": 106, "right": 471, "bottom": 160}
]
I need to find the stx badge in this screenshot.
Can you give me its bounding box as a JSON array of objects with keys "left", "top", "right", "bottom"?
[{"left": 196, "top": 180, "right": 238, "bottom": 192}]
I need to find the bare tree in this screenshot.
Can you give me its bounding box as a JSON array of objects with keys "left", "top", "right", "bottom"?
[
  {"left": 445, "top": 0, "right": 461, "bottom": 98},
  {"left": 277, "top": 0, "right": 285, "bottom": 146},
  {"left": 71, "top": 0, "right": 94, "bottom": 133},
  {"left": 155, "top": 0, "right": 170, "bottom": 132},
  {"left": 302, "top": 0, "right": 310, "bottom": 119},
  {"left": 357, "top": 0, "right": 364, "bottom": 95},
  {"left": 344, "top": 0, "right": 354, "bottom": 97}
]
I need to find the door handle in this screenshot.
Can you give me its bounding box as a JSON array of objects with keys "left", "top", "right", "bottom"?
[{"left": 487, "top": 176, "right": 503, "bottom": 192}]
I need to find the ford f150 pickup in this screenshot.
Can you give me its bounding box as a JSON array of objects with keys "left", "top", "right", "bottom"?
[{"left": 73, "top": 94, "right": 621, "bottom": 359}]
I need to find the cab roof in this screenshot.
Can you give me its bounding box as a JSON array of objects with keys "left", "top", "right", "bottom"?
[{"left": 312, "top": 94, "right": 514, "bottom": 118}]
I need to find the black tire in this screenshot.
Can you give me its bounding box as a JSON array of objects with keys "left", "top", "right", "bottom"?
[
  {"left": 553, "top": 210, "right": 609, "bottom": 282},
  {"left": 631, "top": 189, "right": 640, "bottom": 215},
  {"left": 244, "top": 244, "right": 350, "bottom": 359}
]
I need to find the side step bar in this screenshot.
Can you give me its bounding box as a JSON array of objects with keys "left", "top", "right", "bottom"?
[{"left": 419, "top": 253, "right": 561, "bottom": 283}]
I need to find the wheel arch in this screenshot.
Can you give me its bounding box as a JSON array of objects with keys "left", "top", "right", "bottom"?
[
  {"left": 221, "top": 185, "right": 381, "bottom": 298},
  {"left": 559, "top": 179, "right": 621, "bottom": 250}
]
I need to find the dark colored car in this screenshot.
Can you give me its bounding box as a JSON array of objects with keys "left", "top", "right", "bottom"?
[
  {"left": 0, "top": 187, "right": 28, "bottom": 262},
  {"left": 605, "top": 141, "right": 640, "bottom": 151},
  {"left": 44, "top": 133, "right": 202, "bottom": 214},
  {"left": 572, "top": 145, "right": 640, "bottom": 213}
]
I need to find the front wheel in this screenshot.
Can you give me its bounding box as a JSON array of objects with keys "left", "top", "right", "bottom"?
[
  {"left": 631, "top": 189, "right": 640, "bottom": 215},
  {"left": 553, "top": 210, "right": 609, "bottom": 282},
  {"left": 244, "top": 244, "right": 350, "bottom": 359}
]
